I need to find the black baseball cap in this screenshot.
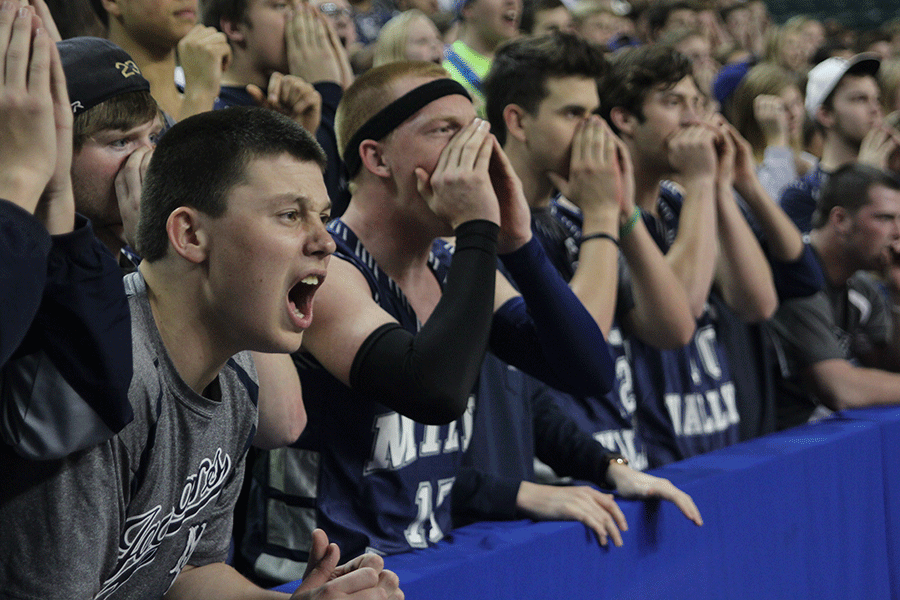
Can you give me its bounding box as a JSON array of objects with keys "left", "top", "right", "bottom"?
[{"left": 57, "top": 37, "right": 151, "bottom": 116}]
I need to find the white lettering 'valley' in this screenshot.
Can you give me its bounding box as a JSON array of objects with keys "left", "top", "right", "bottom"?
[{"left": 664, "top": 383, "right": 739, "bottom": 437}]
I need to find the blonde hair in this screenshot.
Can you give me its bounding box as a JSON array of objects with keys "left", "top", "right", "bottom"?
[
  {"left": 729, "top": 62, "right": 799, "bottom": 158},
  {"left": 336, "top": 60, "right": 449, "bottom": 170},
  {"left": 763, "top": 17, "right": 809, "bottom": 69},
  {"left": 373, "top": 10, "right": 430, "bottom": 67},
  {"left": 571, "top": 0, "right": 616, "bottom": 24}
]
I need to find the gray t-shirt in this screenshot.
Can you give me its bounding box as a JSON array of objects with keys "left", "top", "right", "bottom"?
[
  {"left": 0, "top": 271, "right": 258, "bottom": 599},
  {"left": 770, "top": 269, "right": 890, "bottom": 428}
]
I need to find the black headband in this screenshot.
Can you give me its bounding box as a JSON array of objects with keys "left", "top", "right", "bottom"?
[{"left": 343, "top": 78, "right": 472, "bottom": 177}]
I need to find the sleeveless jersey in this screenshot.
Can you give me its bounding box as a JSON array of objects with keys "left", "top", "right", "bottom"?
[
  {"left": 631, "top": 182, "right": 740, "bottom": 468},
  {"left": 530, "top": 200, "right": 648, "bottom": 469},
  {"left": 243, "top": 219, "right": 475, "bottom": 584}
]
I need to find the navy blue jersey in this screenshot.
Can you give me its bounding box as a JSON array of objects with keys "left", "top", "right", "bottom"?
[
  {"left": 779, "top": 164, "right": 828, "bottom": 235},
  {"left": 242, "top": 220, "right": 474, "bottom": 583},
  {"left": 633, "top": 183, "right": 740, "bottom": 468},
  {"left": 530, "top": 201, "right": 647, "bottom": 469}
]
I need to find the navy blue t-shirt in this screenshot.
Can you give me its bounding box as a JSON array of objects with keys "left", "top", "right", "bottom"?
[
  {"left": 633, "top": 183, "right": 740, "bottom": 467},
  {"left": 779, "top": 164, "right": 829, "bottom": 235}
]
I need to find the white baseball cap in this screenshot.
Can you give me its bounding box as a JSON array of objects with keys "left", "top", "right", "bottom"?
[{"left": 805, "top": 53, "right": 880, "bottom": 121}]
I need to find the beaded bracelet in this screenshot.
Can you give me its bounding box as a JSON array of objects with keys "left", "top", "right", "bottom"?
[
  {"left": 619, "top": 206, "right": 642, "bottom": 238},
  {"left": 578, "top": 232, "right": 620, "bottom": 248}
]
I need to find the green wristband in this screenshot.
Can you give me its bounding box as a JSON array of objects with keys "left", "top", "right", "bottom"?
[{"left": 619, "top": 206, "right": 641, "bottom": 238}]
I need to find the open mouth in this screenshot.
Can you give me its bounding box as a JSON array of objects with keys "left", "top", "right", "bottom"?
[
  {"left": 287, "top": 274, "right": 323, "bottom": 329},
  {"left": 502, "top": 10, "right": 518, "bottom": 25}
]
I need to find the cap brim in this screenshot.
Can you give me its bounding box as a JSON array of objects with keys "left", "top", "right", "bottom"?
[{"left": 845, "top": 52, "right": 881, "bottom": 78}]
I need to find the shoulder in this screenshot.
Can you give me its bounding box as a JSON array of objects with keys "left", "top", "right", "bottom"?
[
  {"left": 121, "top": 273, "right": 170, "bottom": 436},
  {"left": 847, "top": 271, "right": 890, "bottom": 315},
  {"left": 783, "top": 167, "right": 825, "bottom": 197},
  {"left": 848, "top": 270, "right": 886, "bottom": 295},
  {"left": 772, "top": 291, "right": 834, "bottom": 336},
  {"left": 223, "top": 351, "right": 260, "bottom": 407}
]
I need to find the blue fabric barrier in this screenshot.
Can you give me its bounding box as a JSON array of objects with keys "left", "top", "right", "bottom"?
[
  {"left": 274, "top": 409, "right": 899, "bottom": 599},
  {"left": 841, "top": 407, "right": 900, "bottom": 600}
]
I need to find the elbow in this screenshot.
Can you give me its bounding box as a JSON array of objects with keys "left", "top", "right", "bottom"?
[
  {"left": 567, "top": 355, "right": 617, "bottom": 397},
  {"left": 734, "top": 291, "right": 778, "bottom": 323},
  {"left": 636, "top": 322, "right": 695, "bottom": 351},
  {"left": 810, "top": 362, "right": 861, "bottom": 412},
  {"left": 688, "top": 292, "right": 710, "bottom": 321},
  {"left": 658, "top": 318, "right": 697, "bottom": 350},
  {"left": 829, "top": 397, "right": 852, "bottom": 412},
  {"left": 821, "top": 390, "right": 855, "bottom": 412},
  {"left": 254, "top": 409, "right": 308, "bottom": 450},
  {"left": 284, "top": 410, "right": 308, "bottom": 445},
  {"left": 672, "top": 321, "right": 697, "bottom": 348},
  {"left": 416, "top": 390, "right": 470, "bottom": 425},
  {"left": 752, "top": 295, "right": 779, "bottom": 322},
  {"left": 822, "top": 384, "right": 861, "bottom": 412},
  {"left": 434, "top": 390, "right": 470, "bottom": 424}
]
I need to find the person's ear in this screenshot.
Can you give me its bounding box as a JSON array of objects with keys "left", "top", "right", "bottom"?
[
  {"left": 610, "top": 106, "right": 636, "bottom": 137},
  {"left": 503, "top": 104, "right": 528, "bottom": 144},
  {"left": 219, "top": 16, "right": 246, "bottom": 45},
  {"left": 166, "top": 207, "right": 210, "bottom": 264},
  {"left": 829, "top": 205, "right": 851, "bottom": 235},
  {"left": 359, "top": 140, "right": 392, "bottom": 178},
  {"left": 100, "top": 0, "right": 122, "bottom": 19},
  {"left": 460, "top": 0, "right": 474, "bottom": 22},
  {"left": 816, "top": 105, "right": 834, "bottom": 130}
]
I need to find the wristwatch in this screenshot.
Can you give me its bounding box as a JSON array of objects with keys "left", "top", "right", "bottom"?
[
  {"left": 608, "top": 454, "right": 629, "bottom": 467},
  {"left": 604, "top": 454, "right": 629, "bottom": 489}
]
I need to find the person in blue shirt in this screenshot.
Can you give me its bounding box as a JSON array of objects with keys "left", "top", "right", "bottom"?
[{"left": 204, "top": 0, "right": 352, "bottom": 212}]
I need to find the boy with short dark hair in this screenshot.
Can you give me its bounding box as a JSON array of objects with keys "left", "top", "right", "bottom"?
[
  {"left": 203, "top": 0, "right": 351, "bottom": 209},
  {"left": 598, "top": 44, "right": 784, "bottom": 465},
  {"left": 484, "top": 32, "right": 697, "bottom": 469},
  {"left": 0, "top": 102, "right": 402, "bottom": 599}
]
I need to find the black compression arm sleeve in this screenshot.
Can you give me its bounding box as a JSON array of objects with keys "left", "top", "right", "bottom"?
[{"left": 349, "top": 220, "right": 498, "bottom": 425}]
